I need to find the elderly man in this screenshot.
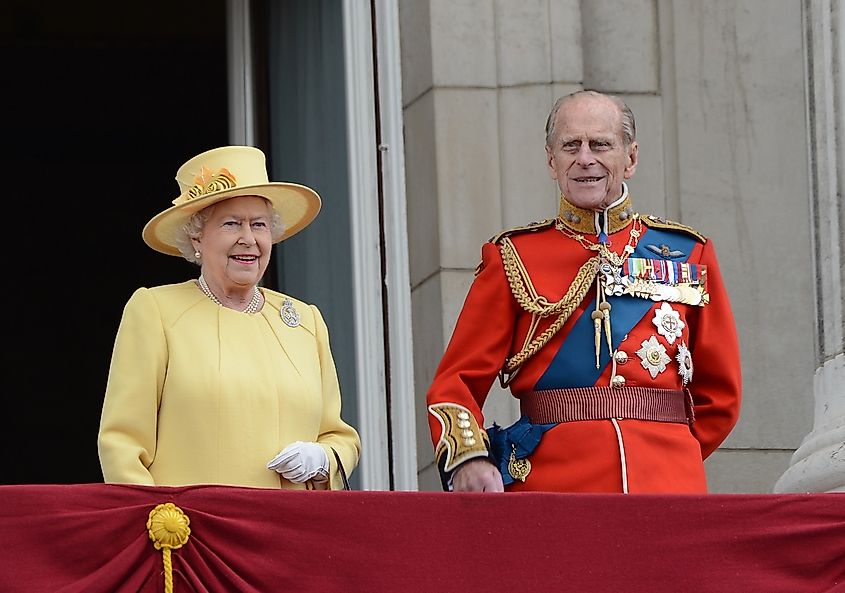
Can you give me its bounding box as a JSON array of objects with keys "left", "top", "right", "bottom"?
[{"left": 426, "top": 90, "right": 741, "bottom": 493}]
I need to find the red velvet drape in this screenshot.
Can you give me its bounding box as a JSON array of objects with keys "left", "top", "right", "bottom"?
[{"left": 1, "top": 484, "right": 842, "bottom": 593}]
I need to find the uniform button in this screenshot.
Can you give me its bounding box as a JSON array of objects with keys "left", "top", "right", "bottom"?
[
  {"left": 464, "top": 437, "right": 477, "bottom": 447},
  {"left": 614, "top": 350, "right": 629, "bottom": 365},
  {"left": 611, "top": 375, "right": 626, "bottom": 389},
  {"left": 461, "top": 429, "right": 474, "bottom": 438}
]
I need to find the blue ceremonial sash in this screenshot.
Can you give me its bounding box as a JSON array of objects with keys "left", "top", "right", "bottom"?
[
  {"left": 535, "top": 227, "right": 697, "bottom": 389},
  {"left": 486, "top": 416, "right": 556, "bottom": 486}
]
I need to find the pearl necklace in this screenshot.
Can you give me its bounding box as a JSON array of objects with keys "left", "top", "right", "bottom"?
[{"left": 198, "top": 275, "right": 262, "bottom": 314}]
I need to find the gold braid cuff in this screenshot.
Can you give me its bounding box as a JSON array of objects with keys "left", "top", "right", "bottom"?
[
  {"left": 500, "top": 237, "right": 599, "bottom": 378},
  {"left": 428, "top": 403, "right": 490, "bottom": 473}
]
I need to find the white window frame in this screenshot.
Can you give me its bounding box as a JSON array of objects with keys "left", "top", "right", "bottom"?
[
  {"left": 227, "top": 0, "right": 417, "bottom": 491},
  {"left": 343, "top": 0, "right": 417, "bottom": 491}
]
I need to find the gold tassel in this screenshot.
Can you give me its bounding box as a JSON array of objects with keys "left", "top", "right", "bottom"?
[
  {"left": 600, "top": 301, "right": 613, "bottom": 357},
  {"left": 148, "top": 503, "right": 191, "bottom": 593},
  {"left": 591, "top": 310, "right": 603, "bottom": 368}
]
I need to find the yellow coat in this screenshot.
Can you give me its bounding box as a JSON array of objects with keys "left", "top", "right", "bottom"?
[{"left": 98, "top": 281, "right": 360, "bottom": 490}]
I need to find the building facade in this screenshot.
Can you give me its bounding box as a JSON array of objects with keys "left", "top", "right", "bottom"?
[
  {"left": 395, "top": 0, "right": 843, "bottom": 493},
  {"left": 10, "top": 0, "right": 840, "bottom": 493}
]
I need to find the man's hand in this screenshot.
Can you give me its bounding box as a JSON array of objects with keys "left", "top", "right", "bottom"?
[{"left": 451, "top": 458, "right": 504, "bottom": 492}]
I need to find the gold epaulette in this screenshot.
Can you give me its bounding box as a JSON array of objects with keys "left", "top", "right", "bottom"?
[
  {"left": 488, "top": 219, "right": 556, "bottom": 245},
  {"left": 641, "top": 215, "right": 707, "bottom": 243}
]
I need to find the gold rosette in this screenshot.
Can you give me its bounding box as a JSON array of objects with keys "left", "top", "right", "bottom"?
[{"left": 147, "top": 503, "right": 191, "bottom": 593}]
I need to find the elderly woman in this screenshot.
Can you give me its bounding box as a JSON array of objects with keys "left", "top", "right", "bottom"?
[{"left": 97, "top": 146, "right": 360, "bottom": 490}]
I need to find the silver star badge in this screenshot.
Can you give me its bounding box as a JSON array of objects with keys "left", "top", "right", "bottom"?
[
  {"left": 636, "top": 335, "right": 671, "bottom": 379},
  {"left": 652, "top": 302, "right": 685, "bottom": 344},
  {"left": 676, "top": 341, "right": 694, "bottom": 385}
]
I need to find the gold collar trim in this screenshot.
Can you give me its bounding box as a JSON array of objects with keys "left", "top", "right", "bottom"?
[{"left": 556, "top": 193, "right": 636, "bottom": 236}]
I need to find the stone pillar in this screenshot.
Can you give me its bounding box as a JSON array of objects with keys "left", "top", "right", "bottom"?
[{"left": 774, "top": 0, "right": 845, "bottom": 493}]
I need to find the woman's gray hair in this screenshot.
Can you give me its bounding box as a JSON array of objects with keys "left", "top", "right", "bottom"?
[
  {"left": 544, "top": 90, "right": 636, "bottom": 148},
  {"left": 173, "top": 197, "right": 286, "bottom": 264}
]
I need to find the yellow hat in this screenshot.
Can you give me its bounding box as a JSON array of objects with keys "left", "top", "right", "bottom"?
[{"left": 142, "top": 145, "right": 321, "bottom": 256}]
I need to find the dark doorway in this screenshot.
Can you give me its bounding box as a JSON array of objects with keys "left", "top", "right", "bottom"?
[{"left": 4, "top": 0, "right": 228, "bottom": 484}]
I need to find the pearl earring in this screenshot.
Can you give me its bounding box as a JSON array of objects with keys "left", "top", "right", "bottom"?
[{"left": 194, "top": 250, "right": 201, "bottom": 259}]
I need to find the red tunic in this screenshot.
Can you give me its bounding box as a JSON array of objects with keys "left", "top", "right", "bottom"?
[{"left": 426, "top": 210, "right": 741, "bottom": 493}]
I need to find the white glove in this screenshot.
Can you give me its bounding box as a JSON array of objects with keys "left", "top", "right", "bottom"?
[{"left": 267, "top": 441, "right": 329, "bottom": 483}]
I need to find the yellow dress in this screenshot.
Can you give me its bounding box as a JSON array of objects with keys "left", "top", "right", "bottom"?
[{"left": 97, "top": 281, "right": 360, "bottom": 490}]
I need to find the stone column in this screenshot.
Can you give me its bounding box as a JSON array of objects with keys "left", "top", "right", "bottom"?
[{"left": 774, "top": 0, "right": 845, "bottom": 493}]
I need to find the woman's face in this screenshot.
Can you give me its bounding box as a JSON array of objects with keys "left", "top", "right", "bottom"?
[{"left": 192, "top": 195, "right": 274, "bottom": 291}]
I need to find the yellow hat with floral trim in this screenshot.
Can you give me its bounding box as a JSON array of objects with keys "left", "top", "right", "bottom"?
[{"left": 142, "top": 145, "right": 321, "bottom": 256}]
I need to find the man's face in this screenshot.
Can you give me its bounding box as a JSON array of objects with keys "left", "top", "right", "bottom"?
[{"left": 546, "top": 95, "right": 638, "bottom": 210}]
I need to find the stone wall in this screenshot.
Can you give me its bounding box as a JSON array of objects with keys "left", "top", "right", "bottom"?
[{"left": 399, "top": 0, "right": 841, "bottom": 492}]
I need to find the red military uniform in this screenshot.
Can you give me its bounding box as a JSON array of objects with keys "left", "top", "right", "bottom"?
[{"left": 426, "top": 192, "right": 741, "bottom": 493}]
